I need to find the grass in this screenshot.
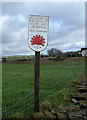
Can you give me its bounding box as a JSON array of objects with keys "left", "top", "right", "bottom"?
[{"left": 2, "top": 58, "right": 85, "bottom": 119}]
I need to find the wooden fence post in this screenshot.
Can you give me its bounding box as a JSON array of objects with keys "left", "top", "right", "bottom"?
[
  {"left": 71, "top": 60, "right": 77, "bottom": 80},
  {"left": 34, "top": 51, "right": 40, "bottom": 112}
]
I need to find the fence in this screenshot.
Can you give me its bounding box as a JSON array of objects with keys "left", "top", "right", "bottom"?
[{"left": 2, "top": 59, "right": 85, "bottom": 119}]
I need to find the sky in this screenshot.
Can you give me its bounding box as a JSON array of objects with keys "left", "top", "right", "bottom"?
[{"left": 1, "top": 2, "right": 85, "bottom": 56}]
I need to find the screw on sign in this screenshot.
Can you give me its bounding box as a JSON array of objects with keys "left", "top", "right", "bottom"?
[
  {"left": 28, "top": 15, "right": 49, "bottom": 112},
  {"left": 31, "top": 34, "right": 45, "bottom": 46}
]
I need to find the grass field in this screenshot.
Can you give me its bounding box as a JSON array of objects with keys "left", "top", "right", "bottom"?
[{"left": 2, "top": 58, "right": 85, "bottom": 119}]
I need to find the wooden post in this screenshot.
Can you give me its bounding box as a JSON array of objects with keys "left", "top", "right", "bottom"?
[
  {"left": 85, "top": 56, "right": 87, "bottom": 82},
  {"left": 71, "top": 60, "right": 77, "bottom": 80},
  {"left": 35, "top": 51, "right": 40, "bottom": 112}
]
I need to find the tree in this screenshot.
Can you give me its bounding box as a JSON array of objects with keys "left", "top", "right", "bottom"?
[
  {"left": 55, "top": 50, "right": 65, "bottom": 61},
  {"left": 47, "top": 48, "right": 58, "bottom": 57},
  {"left": 47, "top": 48, "right": 65, "bottom": 61}
]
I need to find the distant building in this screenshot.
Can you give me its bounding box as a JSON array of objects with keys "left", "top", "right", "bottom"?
[
  {"left": 81, "top": 48, "right": 87, "bottom": 57},
  {"left": 65, "top": 51, "right": 81, "bottom": 57}
]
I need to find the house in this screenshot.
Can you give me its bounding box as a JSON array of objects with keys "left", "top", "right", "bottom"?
[
  {"left": 78, "top": 50, "right": 82, "bottom": 56},
  {"left": 65, "top": 51, "right": 81, "bottom": 57},
  {"left": 81, "top": 48, "right": 87, "bottom": 57}
]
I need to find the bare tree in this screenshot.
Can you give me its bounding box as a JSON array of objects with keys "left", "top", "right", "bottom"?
[
  {"left": 47, "top": 48, "right": 65, "bottom": 61},
  {"left": 55, "top": 50, "right": 65, "bottom": 61},
  {"left": 47, "top": 48, "right": 58, "bottom": 57}
]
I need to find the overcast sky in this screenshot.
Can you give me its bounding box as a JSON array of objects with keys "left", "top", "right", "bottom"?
[{"left": 1, "top": 2, "right": 85, "bottom": 56}]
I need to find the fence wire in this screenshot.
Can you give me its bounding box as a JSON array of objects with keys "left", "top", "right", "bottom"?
[{"left": 2, "top": 60, "right": 85, "bottom": 119}]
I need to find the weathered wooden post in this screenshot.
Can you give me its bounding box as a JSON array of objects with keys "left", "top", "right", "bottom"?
[
  {"left": 28, "top": 15, "right": 49, "bottom": 112},
  {"left": 35, "top": 51, "right": 40, "bottom": 111},
  {"left": 71, "top": 60, "right": 77, "bottom": 80}
]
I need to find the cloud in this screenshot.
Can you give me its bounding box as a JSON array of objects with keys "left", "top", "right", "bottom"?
[
  {"left": 1, "top": 14, "right": 33, "bottom": 56},
  {"left": 49, "top": 19, "right": 77, "bottom": 42},
  {"left": 2, "top": 14, "right": 28, "bottom": 43},
  {"left": 2, "top": 2, "right": 85, "bottom": 56},
  {"left": 2, "top": 15, "right": 15, "bottom": 23},
  {"left": 48, "top": 28, "right": 85, "bottom": 50}
]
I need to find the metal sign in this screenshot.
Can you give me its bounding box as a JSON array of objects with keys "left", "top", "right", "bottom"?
[{"left": 28, "top": 15, "right": 49, "bottom": 52}]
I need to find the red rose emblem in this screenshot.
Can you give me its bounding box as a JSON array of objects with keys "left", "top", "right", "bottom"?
[{"left": 31, "top": 34, "right": 45, "bottom": 46}]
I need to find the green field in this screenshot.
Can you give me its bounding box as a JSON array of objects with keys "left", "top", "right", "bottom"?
[{"left": 2, "top": 58, "right": 85, "bottom": 119}]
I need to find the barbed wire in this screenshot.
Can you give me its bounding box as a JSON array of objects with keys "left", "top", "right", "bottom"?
[
  {"left": 3, "top": 66, "right": 75, "bottom": 94},
  {"left": 3, "top": 71, "right": 76, "bottom": 98},
  {"left": 3, "top": 100, "right": 31, "bottom": 118},
  {"left": 3, "top": 69, "right": 83, "bottom": 110},
  {"left": 2, "top": 65, "right": 27, "bottom": 75},
  {"left": 2, "top": 65, "right": 33, "bottom": 77},
  {"left": 2, "top": 66, "right": 34, "bottom": 81},
  {"left": 2, "top": 61, "right": 85, "bottom": 118},
  {"left": 3, "top": 80, "right": 34, "bottom": 93},
  {"left": 2, "top": 91, "right": 34, "bottom": 114}
]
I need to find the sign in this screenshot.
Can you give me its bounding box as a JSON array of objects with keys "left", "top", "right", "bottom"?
[
  {"left": 28, "top": 15, "right": 49, "bottom": 52},
  {"left": 28, "top": 15, "right": 49, "bottom": 112}
]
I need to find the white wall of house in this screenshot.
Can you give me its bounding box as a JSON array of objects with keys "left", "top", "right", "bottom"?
[{"left": 82, "top": 50, "right": 87, "bottom": 57}]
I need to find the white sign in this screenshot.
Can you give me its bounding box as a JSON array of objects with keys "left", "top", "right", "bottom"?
[{"left": 28, "top": 15, "right": 49, "bottom": 52}]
